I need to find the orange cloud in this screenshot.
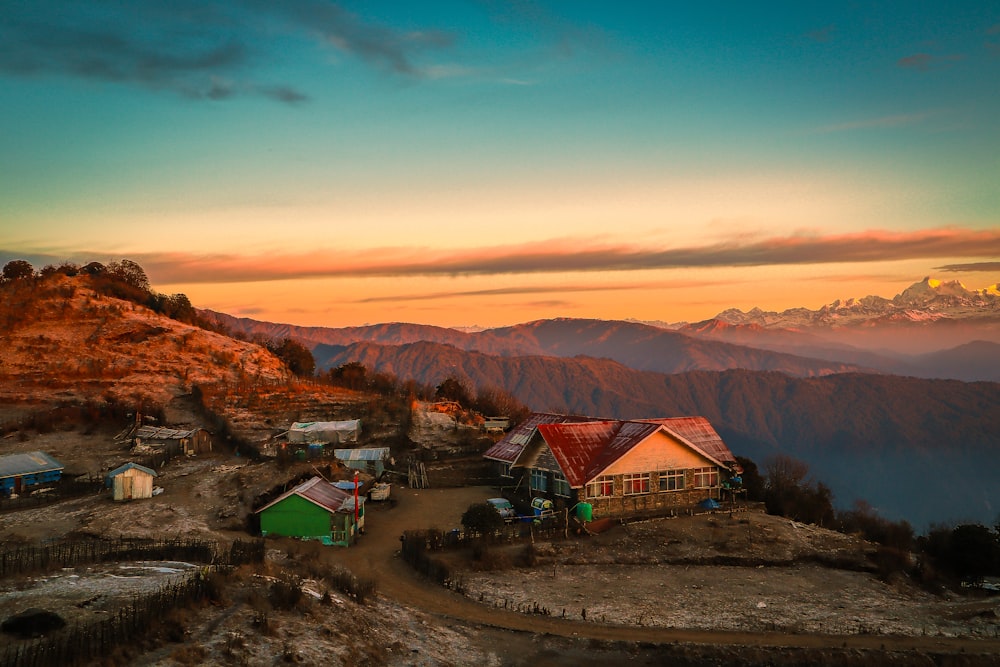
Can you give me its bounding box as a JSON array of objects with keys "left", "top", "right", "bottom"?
[{"left": 6, "top": 227, "right": 999, "bottom": 285}]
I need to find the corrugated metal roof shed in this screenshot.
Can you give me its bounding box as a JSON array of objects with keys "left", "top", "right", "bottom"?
[
  {"left": 105, "top": 462, "right": 158, "bottom": 487},
  {"left": 333, "top": 448, "right": 390, "bottom": 461},
  {"left": 256, "top": 476, "right": 352, "bottom": 514},
  {"left": 0, "top": 451, "right": 64, "bottom": 479},
  {"left": 134, "top": 426, "right": 199, "bottom": 440}
]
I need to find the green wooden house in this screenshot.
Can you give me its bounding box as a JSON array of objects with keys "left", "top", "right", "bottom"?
[{"left": 256, "top": 477, "right": 364, "bottom": 547}]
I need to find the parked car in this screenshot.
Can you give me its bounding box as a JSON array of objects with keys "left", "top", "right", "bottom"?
[{"left": 487, "top": 497, "right": 516, "bottom": 523}]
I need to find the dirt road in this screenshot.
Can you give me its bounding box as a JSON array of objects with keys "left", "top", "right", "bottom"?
[{"left": 329, "top": 485, "right": 1000, "bottom": 658}]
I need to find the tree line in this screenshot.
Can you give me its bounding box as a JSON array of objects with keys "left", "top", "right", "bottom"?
[{"left": 739, "top": 452, "right": 1000, "bottom": 587}]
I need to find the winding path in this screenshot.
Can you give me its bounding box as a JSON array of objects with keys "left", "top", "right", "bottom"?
[{"left": 331, "top": 485, "right": 1000, "bottom": 656}]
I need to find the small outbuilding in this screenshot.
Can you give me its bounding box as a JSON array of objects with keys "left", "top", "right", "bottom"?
[
  {"left": 132, "top": 426, "right": 212, "bottom": 456},
  {"left": 285, "top": 420, "right": 360, "bottom": 445},
  {"left": 334, "top": 447, "right": 390, "bottom": 477},
  {"left": 256, "top": 476, "right": 364, "bottom": 547},
  {"left": 0, "top": 451, "right": 64, "bottom": 497},
  {"left": 105, "top": 462, "right": 158, "bottom": 501}
]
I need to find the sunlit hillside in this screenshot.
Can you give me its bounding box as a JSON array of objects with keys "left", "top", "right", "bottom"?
[{"left": 0, "top": 271, "right": 369, "bottom": 444}]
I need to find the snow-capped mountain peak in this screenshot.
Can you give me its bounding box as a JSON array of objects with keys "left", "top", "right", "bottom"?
[{"left": 713, "top": 277, "right": 1000, "bottom": 329}]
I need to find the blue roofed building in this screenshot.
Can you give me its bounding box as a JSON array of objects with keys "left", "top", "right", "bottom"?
[{"left": 0, "top": 451, "right": 64, "bottom": 497}]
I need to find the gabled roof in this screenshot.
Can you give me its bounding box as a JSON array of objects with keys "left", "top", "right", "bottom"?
[
  {"left": 537, "top": 417, "right": 735, "bottom": 488},
  {"left": 134, "top": 426, "right": 202, "bottom": 440},
  {"left": 483, "top": 412, "right": 599, "bottom": 463},
  {"left": 106, "top": 462, "right": 158, "bottom": 479},
  {"left": 0, "top": 451, "right": 64, "bottom": 479},
  {"left": 639, "top": 417, "right": 736, "bottom": 465},
  {"left": 255, "top": 476, "right": 352, "bottom": 514}
]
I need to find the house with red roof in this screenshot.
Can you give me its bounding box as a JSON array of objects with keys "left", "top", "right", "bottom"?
[
  {"left": 483, "top": 413, "right": 738, "bottom": 519},
  {"left": 255, "top": 476, "right": 364, "bottom": 546}
]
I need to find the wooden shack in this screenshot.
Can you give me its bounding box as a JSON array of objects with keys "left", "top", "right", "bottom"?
[
  {"left": 132, "top": 426, "right": 212, "bottom": 456},
  {"left": 105, "top": 462, "right": 158, "bottom": 501}
]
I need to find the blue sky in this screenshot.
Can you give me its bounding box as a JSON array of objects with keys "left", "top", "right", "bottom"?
[{"left": 1, "top": 1, "right": 998, "bottom": 326}]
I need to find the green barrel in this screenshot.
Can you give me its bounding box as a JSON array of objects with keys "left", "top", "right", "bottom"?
[{"left": 576, "top": 502, "right": 593, "bottom": 522}]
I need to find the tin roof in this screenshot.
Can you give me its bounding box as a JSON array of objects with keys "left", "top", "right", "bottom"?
[
  {"left": 0, "top": 451, "right": 64, "bottom": 479},
  {"left": 483, "top": 412, "right": 599, "bottom": 463},
  {"left": 639, "top": 417, "right": 736, "bottom": 464},
  {"left": 537, "top": 417, "right": 735, "bottom": 488},
  {"left": 134, "top": 426, "right": 200, "bottom": 440},
  {"left": 255, "top": 476, "right": 352, "bottom": 514},
  {"left": 106, "top": 462, "right": 158, "bottom": 479},
  {"left": 537, "top": 421, "right": 624, "bottom": 487},
  {"left": 333, "top": 447, "right": 390, "bottom": 461}
]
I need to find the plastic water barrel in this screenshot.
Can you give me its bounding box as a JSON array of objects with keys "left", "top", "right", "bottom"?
[{"left": 576, "top": 502, "right": 593, "bottom": 522}]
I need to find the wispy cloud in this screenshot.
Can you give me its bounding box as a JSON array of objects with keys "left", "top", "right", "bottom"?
[
  {"left": 8, "top": 227, "right": 996, "bottom": 286},
  {"left": 935, "top": 261, "right": 1000, "bottom": 272},
  {"left": 259, "top": 0, "right": 454, "bottom": 76},
  {"left": 987, "top": 24, "right": 1000, "bottom": 56},
  {"left": 0, "top": 0, "right": 456, "bottom": 102},
  {"left": 816, "top": 112, "right": 932, "bottom": 133},
  {"left": 805, "top": 24, "right": 836, "bottom": 43},
  {"left": 897, "top": 52, "right": 964, "bottom": 72},
  {"left": 352, "top": 279, "right": 720, "bottom": 304}
]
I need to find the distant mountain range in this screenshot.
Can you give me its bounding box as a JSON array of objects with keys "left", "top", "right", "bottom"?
[
  {"left": 201, "top": 278, "right": 1000, "bottom": 527},
  {"left": 683, "top": 276, "right": 1000, "bottom": 363},
  {"left": 205, "top": 277, "right": 1000, "bottom": 382}
]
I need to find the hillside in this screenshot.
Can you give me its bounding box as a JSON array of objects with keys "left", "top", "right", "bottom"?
[
  {"left": 0, "top": 274, "right": 370, "bottom": 446},
  {"left": 316, "top": 340, "right": 1000, "bottom": 527}
]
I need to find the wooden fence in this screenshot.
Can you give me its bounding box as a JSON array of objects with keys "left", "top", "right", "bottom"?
[
  {"left": 0, "top": 539, "right": 264, "bottom": 667},
  {"left": 0, "top": 479, "right": 103, "bottom": 513},
  {"left": 1, "top": 573, "right": 212, "bottom": 667},
  {"left": 0, "top": 538, "right": 264, "bottom": 578}
]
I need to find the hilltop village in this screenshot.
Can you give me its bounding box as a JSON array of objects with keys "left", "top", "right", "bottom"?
[{"left": 1, "top": 263, "right": 1000, "bottom": 666}]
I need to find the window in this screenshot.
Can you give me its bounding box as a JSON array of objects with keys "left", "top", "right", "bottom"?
[
  {"left": 530, "top": 469, "right": 548, "bottom": 492},
  {"left": 658, "top": 469, "right": 685, "bottom": 492},
  {"left": 499, "top": 462, "right": 512, "bottom": 478},
  {"left": 553, "top": 471, "right": 570, "bottom": 497},
  {"left": 693, "top": 467, "right": 719, "bottom": 488},
  {"left": 586, "top": 475, "right": 614, "bottom": 498},
  {"left": 623, "top": 472, "right": 650, "bottom": 495}
]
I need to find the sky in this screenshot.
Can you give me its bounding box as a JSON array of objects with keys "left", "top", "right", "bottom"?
[{"left": 2, "top": 1, "right": 999, "bottom": 328}]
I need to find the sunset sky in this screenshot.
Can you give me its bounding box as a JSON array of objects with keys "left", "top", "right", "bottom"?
[{"left": 2, "top": 2, "right": 998, "bottom": 328}]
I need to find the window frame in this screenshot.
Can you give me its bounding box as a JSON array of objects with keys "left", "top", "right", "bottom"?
[
  {"left": 693, "top": 466, "right": 719, "bottom": 489},
  {"left": 586, "top": 475, "right": 614, "bottom": 498},
  {"left": 623, "top": 472, "right": 650, "bottom": 495},
  {"left": 530, "top": 468, "right": 548, "bottom": 492},
  {"left": 552, "top": 471, "right": 571, "bottom": 497},
  {"left": 658, "top": 469, "right": 685, "bottom": 492}
]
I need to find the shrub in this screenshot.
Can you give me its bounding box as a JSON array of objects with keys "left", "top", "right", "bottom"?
[
  {"left": 268, "top": 577, "right": 303, "bottom": 610},
  {"left": 461, "top": 502, "right": 504, "bottom": 538}
]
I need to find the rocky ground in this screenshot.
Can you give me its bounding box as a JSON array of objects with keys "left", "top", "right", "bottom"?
[{"left": 452, "top": 511, "right": 1000, "bottom": 639}]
